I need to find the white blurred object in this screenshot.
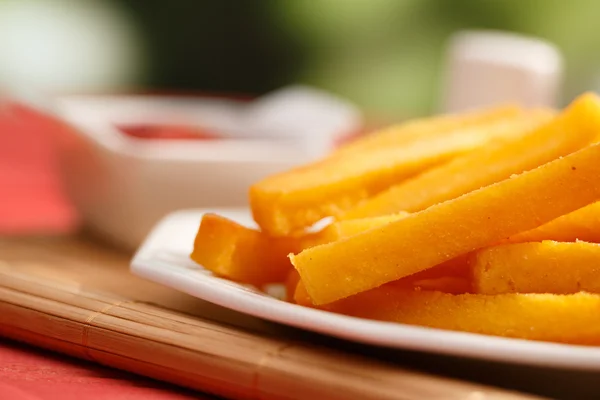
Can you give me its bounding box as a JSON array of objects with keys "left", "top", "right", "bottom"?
[
  {"left": 40, "top": 86, "right": 361, "bottom": 249},
  {"left": 441, "top": 30, "right": 563, "bottom": 113},
  {"left": 242, "top": 85, "right": 362, "bottom": 156},
  {"left": 0, "top": 0, "right": 144, "bottom": 96}
]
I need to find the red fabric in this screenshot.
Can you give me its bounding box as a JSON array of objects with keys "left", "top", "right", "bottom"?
[
  {"left": 0, "top": 103, "right": 208, "bottom": 399},
  {"left": 0, "top": 103, "right": 78, "bottom": 234},
  {"left": 0, "top": 340, "right": 201, "bottom": 400}
]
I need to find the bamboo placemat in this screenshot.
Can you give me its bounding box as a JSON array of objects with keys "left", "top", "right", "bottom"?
[{"left": 0, "top": 235, "right": 567, "bottom": 399}]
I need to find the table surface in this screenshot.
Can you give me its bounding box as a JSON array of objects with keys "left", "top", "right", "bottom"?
[
  {"left": 0, "top": 104, "right": 216, "bottom": 400},
  {"left": 0, "top": 339, "right": 211, "bottom": 400}
]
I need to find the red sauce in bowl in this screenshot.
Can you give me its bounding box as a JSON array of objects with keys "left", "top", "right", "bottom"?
[{"left": 117, "top": 124, "right": 219, "bottom": 140}]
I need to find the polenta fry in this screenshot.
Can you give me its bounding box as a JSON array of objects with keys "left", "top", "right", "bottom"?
[
  {"left": 307, "top": 212, "right": 408, "bottom": 246},
  {"left": 251, "top": 111, "right": 541, "bottom": 236},
  {"left": 319, "top": 288, "right": 600, "bottom": 345},
  {"left": 191, "top": 212, "right": 409, "bottom": 287},
  {"left": 292, "top": 141, "right": 600, "bottom": 305},
  {"left": 471, "top": 241, "right": 600, "bottom": 295},
  {"left": 335, "top": 104, "right": 522, "bottom": 156},
  {"left": 342, "top": 95, "right": 600, "bottom": 218},
  {"left": 507, "top": 202, "right": 600, "bottom": 244},
  {"left": 190, "top": 214, "right": 299, "bottom": 286}
]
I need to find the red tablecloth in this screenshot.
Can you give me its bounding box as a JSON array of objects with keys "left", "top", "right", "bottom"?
[
  {"left": 0, "top": 340, "right": 200, "bottom": 400},
  {"left": 0, "top": 104, "right": 205, "bottom": 399},
  {"left": 0, "top": 103, "right": 77, "bottom": 234}
]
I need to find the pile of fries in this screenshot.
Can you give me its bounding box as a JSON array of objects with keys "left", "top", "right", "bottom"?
[{"left": 191, "top": 92, "right": 600, "bottom": 345}]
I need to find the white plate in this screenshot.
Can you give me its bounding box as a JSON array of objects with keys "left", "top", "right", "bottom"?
[{"left": 131, "top": 209, "right": 600, "bottom": 371}]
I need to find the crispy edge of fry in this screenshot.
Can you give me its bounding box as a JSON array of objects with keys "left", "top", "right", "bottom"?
[
  {"left": 471, "top": 240, "right": 600, "bottom": 295},
  {"left": 506, "top": 202, "right": 600, "bottom": 244},
  {"left": 292, "top": 138, "right": 600, "bottom": 305}
]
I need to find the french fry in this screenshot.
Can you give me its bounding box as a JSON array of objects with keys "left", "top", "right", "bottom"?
[
  {"left": 334, "top": 104, "right": 522, "bottom": 156},
  {"left": 191, "top": 212, "right": 409, "bottom": 287},
  {"left": 342, "top": 95, "right": 600, "bottom": 219},
  {"left": 294, "top": 280, "right": 314, "bottom": 306},
  {"left": 190, "top": 214, "right": 300, "bottom": 286},
  {"left": 294, "top": 257, "right": 471, "bottom": 305},
  {"left": 285, "top": 269, "right": 301, "bottom": 302},
  {"left": 318, "top": 288, "right": 600, "bottom": 345},
  {"left": 291, "top": 141, "right": 600, "bottom": 305},
  {"left": 507, "top": 202, "right": 600, "bottom": 243},
  {"left": 251, "top": 111, "right": 540, "bottom": 236},
  {"left": 306, "top": 212, "right": 408, "bottom": 246},
  {"left": 471, "top": 241, "right": 600, "bottom": 295}
]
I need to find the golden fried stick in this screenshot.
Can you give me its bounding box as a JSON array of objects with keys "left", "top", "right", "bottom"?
[
  {"left": 318, "top": 288, "right": 600, "bottom": 345},
  {"left": 306, "top": 212, "right": 408, "bottom": 246},
  {"left": 507, "top": 202, "right": 600, "bottom": 243},
  {"left": 251, "top": 110, "right": 536, "bottom": 236},
  {"left": 471, "top": 241, "right": 600, "bottom": 295},
  {"left": 294, "top": 279, "right": 314, "bottom": 306},
  {"left": 293, "top": 259, "right": 471, "bottom": 305},
  {"left": 285, "top": 269, "right": 301, "bottom": 302},
  {"left": 191, "top": 213, "right": 408, "bottom": 287},
  {"left": 292, "top": 140, "right": 600, "bottom": 305},
  {"left": 342, "top": 95, "right": 600, "bottom": 219},
  {"left": 334, "top": 104, "right": 522, "bottom": 156},
  {"left": 190, "top": 214, "right": 299, "bottom": 286}
]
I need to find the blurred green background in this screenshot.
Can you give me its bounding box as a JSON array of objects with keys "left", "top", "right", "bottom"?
[{"left": 1, "top": 0, "right": 599, "bottom": 119}]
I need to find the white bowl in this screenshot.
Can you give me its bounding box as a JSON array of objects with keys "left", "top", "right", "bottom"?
[
  {"left": 441, "top": 30, "right": 562, "bottom": 112},
  {"left": 42, "top": 86, "right": 361, "bottom": 248}
]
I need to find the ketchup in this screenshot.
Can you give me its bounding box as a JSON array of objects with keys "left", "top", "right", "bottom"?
[{"left": 117, "top": 124, "right": 219, "bottom": 140}]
